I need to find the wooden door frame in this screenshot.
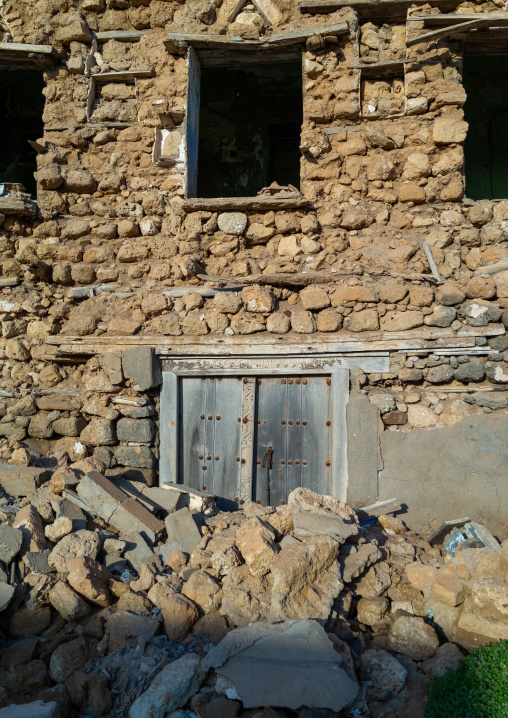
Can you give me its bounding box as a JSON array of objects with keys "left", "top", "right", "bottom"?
[{"left": 159, "top": 351, "right": 387, "bottom": 502}]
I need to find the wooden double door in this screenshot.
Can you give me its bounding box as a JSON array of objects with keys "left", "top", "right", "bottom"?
[{"left": 176, "top": 375, "right": 332, "bottom": 507}]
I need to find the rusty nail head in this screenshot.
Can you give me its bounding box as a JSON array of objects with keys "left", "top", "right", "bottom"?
[
  {"left": 288, "top": 420, "right": 293, "bottom": 426},
  {"left": 296, "top": 421, "right": 300, "bottom": 426},
  {"left": 281, "top": 379, "right": 286, "bottom": 384},
  {"left": 243, "top": 378, "right": 249, "bottom": 384},
  {"left": 201, "top": 377, "right": 206, "bottom": 381},
  {"left": 288, "top": 379, "right": 293, "bottom": 384},
  {"left": 238, "top": 417, "right": 241, "bottom": 422},
  {"left": 256, "top": 499, "right": 261, "bottom": 504},
  {"left": 234, "top": 496, "right": 239, "bottom": 502},
  {"left": 281, "top": 459, "right": 285, "bottom": 465},
  {"left": 281, "top": 500, "right": 286, "bottom": 505},
  {"left": 257, "top": 379, "right": 262, "bottom": 385},
  {"left": 256, "top": 459, "right": 261, "bottom": 465},
  {"left": 326, "top": 378, "right": 331, "bottom": 386},
  {"left": 202, "top": 466, "right": 207, "bottom": 471},
  {"left": 302, "top": 420, "right": 307, "bottom": 426},
  {"left": 200, "top": 414, "right": 205, "bottom": 420},
  {"left": 216, "top": 415, "right": 221, "bottom": 420},
  {"left": 236, "top": 457, "right": 240, "bottom": 462},
  {"left": 208, "top": 415, "right": 212, "bottom": 420},
  {"left": 325, "top": 460, "right": 331, "bottom": 467},
  {"left": 241, "top": 458, "right": 246, "bottom": 464},
  {"left": 215, "top": 456, "right": 219, "bottom": 461},
  {"left": 326, "top": 420, "right": 331, "bottom": 427},
  {"left": 217, "top": 377, "right": 222, "bottom": 381},
  {"left": 303, "top": 460, "right": 308, "bottom": 465},
  {"left": 243, "top": 417, "right": 248, "bottom": 423},
  {"left": 202, "top": 485, "right": 207, "bottom": 490},
  {"left": 240, "top": 499, "right": 245, "bottom": 505},
  {"left": 303, "top": 379, "right": 307, "bottom": 385},
  {"left": 296, "top": 379, "right": 300, "bottom": 385},
  {"left": 199, "top": 454, "right": 204, "bottom": 460},
  {"left": 257, "top": 419, "right": 261, "bottom": 425},
  {"left": 288, "top": 460, "right": 293, "bottom": 465},
  {"left": 206, "top": 455, "right": 211, "bottom": 460},
  {"left": 295, "top": 460, "right": 300, "bottom": 465},
  {"left": 281, "top": 420, "right": 286, "bottom": 425}
]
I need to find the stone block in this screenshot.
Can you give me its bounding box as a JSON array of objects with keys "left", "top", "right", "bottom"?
[
  {"left": 0, "top": 466, "right": 49, "bottom": 497},
  {"left": 122, "top": 346, "right": 162, "bottom": 391},
  {"left": 48, "top": 581, "right": 91, "bottom": 622},
  {"left": 114, "top": 445, "right": 155, "bottom": 469},
  {"left": 116, "top": 418, "right": 155, "bottom": 444},
  {"left": 0, "top": 524, "right": 23, "bottom": 563},
  {"left": 0, "top": 701, "right": 60, "bottom": 718},
  {"left": 165, "top": 507, "right": 201, "bottom": 554}
]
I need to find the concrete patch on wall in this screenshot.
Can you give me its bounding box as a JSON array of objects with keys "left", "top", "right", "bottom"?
[
  {"left": 346, "top": 391, "right": 382, "bottom": 509},
  {"left": 379, "top": 413, "right": 508, "bottom": 540}
]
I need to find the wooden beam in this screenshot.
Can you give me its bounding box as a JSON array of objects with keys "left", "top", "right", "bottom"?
[
  {"left": 196, "top": 271, "right": 352, "bottom": 287},
  {"left": 0, "top": 42, "right": 53, "bottom": 54},
  {"left": 300, "top": 0, "right": 460, "bottom": 15},
  {"left": 43, "top": 324, "right": 504, "bottom": 355},
  {"left": 95, "top": 30, "right": 151, "bottom": 42},
  {"left": 422, "top": 242, "right": 443, "bottom": 284},
  {"left": 475, "top": 259, "right": 508, "bottom": 276},
  {"left": 183, "top": 195, "right": 310, "bottom": 210},
  {"left": 92, "top": 70, "right": 154, "bottom": 83},
  {"left": 406, "top": 18, "right": 489, "bottom": 47},
  {"left": 165, "top": 24, "right": 348, "bottom": 53},
  {"left": 407, "top": 13, "right": 508, "bottom": 26}
]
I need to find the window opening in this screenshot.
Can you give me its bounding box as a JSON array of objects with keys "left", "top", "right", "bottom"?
[
  {"left": 463, "top": 54, "right": 508, "bottom": 200},
  {"left": 0, "top": 69, "right": 44, "bottom": 197},
  {"left": 197, "top": 60, "right": 303, "bottom": 198}
]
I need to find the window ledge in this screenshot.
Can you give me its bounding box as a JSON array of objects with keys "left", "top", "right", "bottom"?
[
  {"left": 0, "top": 195, "right": 38, "bottom": 217},
  {"left": 183, "top": 195, "right": 310, "bottom": 211}
]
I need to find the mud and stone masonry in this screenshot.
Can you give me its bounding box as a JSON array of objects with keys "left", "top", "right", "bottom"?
[{"left": 1, "top": 0, "right": 508, "bottom": 534}]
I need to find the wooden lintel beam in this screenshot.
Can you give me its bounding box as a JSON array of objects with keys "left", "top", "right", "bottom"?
[
  {"left": 300, "top": 0, "right": 458, "bottom": 13},
  {"left": 183, "top": 195, "right": 310, "bottom": 210},
  {"left": 407, "top": 13, "right": 508, "bottom": 26},
  {"left": 406, "top": 17, "right": 489, "bottom": 46},
  {"left": 0, "top": 41, "right": 53, "bottom": 54}
]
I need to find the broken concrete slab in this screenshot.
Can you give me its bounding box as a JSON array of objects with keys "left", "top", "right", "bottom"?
[
  {"left": 77, "top": 471, "right": 164, "bottom": 542},
  {"left": 212, "top": 620, "right": 358, "bottom": 711},
  {"left": 292, "top": 508, "right": 359, "bottom": 542},
  {"left": 0, "top": 581, "right": 15, "bottom": 612},
  {"left": 0, "top": 465, "right": 50, "bottom": 497},
  {"left": 165, "top": 507, "right": 201, "bottom": 554},
  {"left": 0, "top": 701, "right": 60, "bottom": 718},
  {"left": 123, "top": 532, "right": 156, "bottom": 572},
  {"left": 129, "top": 652, "right": 204, "bottom": 718},
  {"left": 122, "top": 346, "right": 162, "bottom": 391},
  {"left": 0, "top": 524, "right": 23, "bottom": 563},
  {"left": 161, "top": 483, "right": 216, "bottom": 515}
]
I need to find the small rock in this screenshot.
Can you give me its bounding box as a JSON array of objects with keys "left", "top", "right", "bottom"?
[
  {"left": 48, "top": 581, "right": 91, "bottom": 621},
  {"left": 66, "top": 670, "right": 113, "bottom": 717},
  {"left": 182, "top": 570, "right": 222, "bottom": 614},
  {"left": 361, "top": 648, "right": 407, "bottom": 700},
  {"left": 428, "top": 568, "right": 466, "bottom": 607},
  {"left": 9, "top": 606, "right": 52, "bottom": 638},
  {"left": 378, "top": 514, "right": 407, "bottom": 535},
  {"left": 49, "top": 637, "right": 92, "bottom": 683},
  {"left": 388, "top": 616, "right": 439, "bottom": 661},
  {"left": 106, "top": 611, "right": 160, "bottom": 653},
  {"left": 45, "top": 517, "right": 73, "bottom": 542},
  {"left": 160, "top": 592, "right": 199, "bottom": 643},
  {"left": 420, "top": 643, "right": 464, "bottom": 677},
  {"left": 356, "top": 597, "right": 390, "bottom": 626},
  {"left": 48, "top": 529, "right": 102, "bottom": 574},
  {"left": 67, "top": 555, "right": 111, "bottom": 606},
  {"left": 0, "top": 525, "right": 23, "bottom": 563}
]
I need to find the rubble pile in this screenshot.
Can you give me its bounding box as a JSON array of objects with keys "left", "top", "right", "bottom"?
[{"left": 0, "top": 462, "right": 507, "bottom": 718}]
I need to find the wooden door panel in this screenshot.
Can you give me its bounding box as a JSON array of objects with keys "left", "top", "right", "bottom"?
[
  {"left": 254, "top": 376, "right": 287, "bottom": 505},
  {"left": 213, "top": 376, "right": 243, "bottom": 500},
  {"left": 179, "top": 377, "right": 207, "bottom": 491},
  {"left": 301, "top": 376, "right": 332, "bottom": 495},
  {"left": 286, "top": 377, "right": 302, "bottom": 496}
]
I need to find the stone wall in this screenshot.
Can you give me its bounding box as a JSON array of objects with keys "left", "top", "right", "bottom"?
[{"left": 2, "top": 0, "right": 508, "bottom": 510}]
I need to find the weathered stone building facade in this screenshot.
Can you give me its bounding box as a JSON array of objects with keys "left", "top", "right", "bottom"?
[{"left": 1, "top": 0, "right": 508, "bottom": 537}]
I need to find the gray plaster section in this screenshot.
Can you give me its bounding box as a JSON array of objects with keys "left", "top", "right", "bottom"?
[
  {"left": 214, "top": 620, "right": 359, "bottom": 711},
  {"left": 347, "top": 392, "right": 381, "bottom": 508},
  {"left": 379, "top": 413, "right": 508, "bottom": 540},
  {"left": 122, "top": 346, "right": 162, "bottom": 391}
]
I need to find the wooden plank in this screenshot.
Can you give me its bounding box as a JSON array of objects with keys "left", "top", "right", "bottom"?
[
  {"left": 406, "top": 18, "right": 489, "bottom": 47},
  {"left": 0, "top": 278, "right": 19, "bottom": 287},
  {"left": 213, "top": 377, "right": 243, "bottom": 502},
  {"left": 331, "top": 368, "right": 349, "bottom": 503},
  {"left": 428, "top": 516, "right": 470, "bottom": 545},
  {"left": 43, "top": 326, "right": 502, "bottom": 354},
  {"left": 160, "top": 371, "right": 178, "bottom": 485},
  {"left": 197, "top": 271, "right": 350, "bottom": 287},
  {"left": 92, "top": 70, "right": 154, "bottom": 82},
  {"left": 422, "top": 241, "right": 443, "bottom": 284},
  {"left": 301, "top": 376, "right": 331, "bottom": 495},
  {"left": 286, "top": 377, "right": 302, "bottom": 496},
  {"left": 475, "top": 259, "right": 508, "bottom": 276},
  {"left": 185, "top": 46, "right": 201, "bottom": 199},
  {"left": 256, "top": 377, "right": 287, "bottom": 507},
  {"left": 0, "top": 42, "right": 53, "bottom": 54},
  {"left": 239, "top": 377, "right": 256, "bottom": 503},
  {"left": 183, "top": 195, "right": 309, "bottom": 210},
  {"left": 300, "top": 0, "right": 459, "bottom": 14},
  {"left": 95, "top": 30, "right": 151, "bottom": 41},
  {"left": 267, "top": 23, "right": 349, "bottom": 43},
  {"left": 179, "top": 376, "right": 206, "bottom": 492},
  {"left": 407, "top": 13, "right": 508, "bottom": 26},
  {"left": 350, "top": 60, "right": 409, "bottom": 75},
  {"left": 203, "top": 377, "right": 216, "bottom": 491}
]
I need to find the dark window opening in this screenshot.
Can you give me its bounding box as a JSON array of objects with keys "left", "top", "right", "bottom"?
[
  {"left": 0, "top": 69, "right": 45, "bottom": 197},
  {"left": 463, "top": 54, "right": 508, "bottom": 201},
  {"left": 197, "top": 60, "right": 303, "bottom": 198}
]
